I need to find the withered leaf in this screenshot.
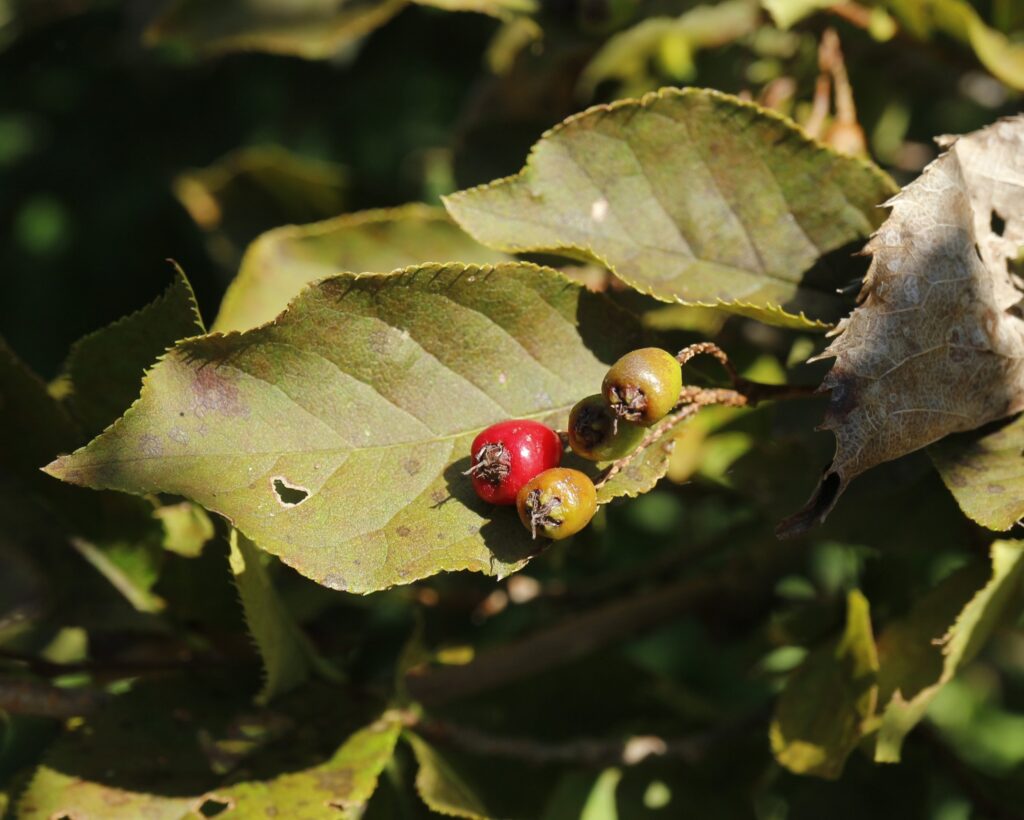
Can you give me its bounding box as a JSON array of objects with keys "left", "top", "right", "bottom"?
[{"left": 779, "top": 115, "right": 1024, "bottom": 537}]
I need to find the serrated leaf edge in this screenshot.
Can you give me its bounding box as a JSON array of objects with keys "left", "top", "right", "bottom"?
[{"left": 444, "top": 86, "right": 897, "bottom": 331}]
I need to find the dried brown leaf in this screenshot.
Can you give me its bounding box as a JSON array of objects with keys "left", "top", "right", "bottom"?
[{"left": 780, "top": 115, "right": 1024, "bottom": 537}]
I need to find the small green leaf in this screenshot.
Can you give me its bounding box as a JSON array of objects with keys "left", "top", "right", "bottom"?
[
  {"left": 45, "top": 263, "right": 646, "bottom": 593},
  {"left": 580, "top": 768, "right": 622, "bottom": 820},
  {"left": 760, "top": 0, "right": 837, "bottom": 29},
  {"left": 208, "top": 712, "right": 402, "bottom": 818},
  {"left": 580, "top": 2, "right": 760, "bottom": 97},
  {"left": 874, "top": 540, "right": 1024, "bottom": 763},
  {"left": 929, "top": 416, "right": 1024, "bottom": 531},
  {"left": 214, "top": 204, "right": 510, "bottom": 333},
  {"left": 770, "top": 589, "right": 879, "bottom": 779},
  {"left": 155, "top": 500, "right": 215, "bottom": 558},
  {"left": 884, "top": 0, "right": 1024, "bottom": 91},
  {"left": 229, "top": 529, "right": 339, "bottom": 705},
  {"left": 146, "top": 0, "right": 407, "bottom": 59},
  {"left": 406, "top": 731, "right": 489, "bottom": 820},
  {"left": 445, "top": 88, "right": 896, "bottom": 329},
  {"left": 61, "top": 268, "right": 204, "bottom": 438},
  {"left": 414, "top": 0, "right": 537, "bottom": 15}
]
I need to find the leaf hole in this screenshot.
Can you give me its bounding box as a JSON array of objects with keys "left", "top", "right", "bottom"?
[
  {"left": 198, "top": 797, "right": 232, "bottom": 817},
  {"left": 272, "top": 477, "right": 309, "bottom": 507},
  {"left": 992, "top": 210, "right": 1007, "bottom": 237}
]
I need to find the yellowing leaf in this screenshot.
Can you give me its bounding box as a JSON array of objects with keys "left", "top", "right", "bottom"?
[
  {"left": 407, "top": 732, "right": 489, "bottom": 820},
  {"left": 874, "top": 540, "right": 1024, "bottom": 762},
  {"left": 770, "top": 589, "right": 878, "bottom": 779},
  {"left": 146, "top": 0, "right": 408, "bottom": 59},
  {"left": 214, "top": 204, "right": 509, "bottom": 333},
  {"left": 445, "top": 88, "right": 895, "bottom": 330},
  {"left": 884, "top": 0, "right": 1024, "bottom": 91},
  {"left": 207, "top": 713, "right": 402, "bottom": 818},
  {"left": 761, "top": 0, "right": 838, "bottom": 29},
  {"left": 175, "top": 146, "right": 349, "bottom": 272},
  {"left": 580, "top": 2, "right": 760, "bottom": 97},
  {"left": 45, "top": 263, "right": 646, "bottom": 593},
  {"left": 780, "top": 115, "right": 1024, "bottom": 536},
  {"left": 930, "top": 415, "right": 1024, "bottom": 531}
]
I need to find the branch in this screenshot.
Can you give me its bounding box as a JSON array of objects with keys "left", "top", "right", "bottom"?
[
  {"left": 406, "top": 535, "right": 807, "bottom": 707},
  {"left": 0, "top": 676, "right": 107, "bottom": 718},
  {"left": 407, "top": 710, "right": 765, "bottom": 767}
]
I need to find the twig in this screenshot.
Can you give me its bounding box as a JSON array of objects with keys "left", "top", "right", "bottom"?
[
  {"left": 406, "top": 536, "right": 807, "bottom": 707},
  {"left": 0, "top": 676, "right": 107, "bottom": 718},
  {"left": 594, "top": 343, "right": 816, "bottom": 491},
  {"left": 406, "top": 710, "right": 766, "bottom": 767},
  {"left": 594, "top": 403, "right": 700, "bottom": 490},
  {"left": 676, "top": 342, "right": 818, "bottom": 406}
]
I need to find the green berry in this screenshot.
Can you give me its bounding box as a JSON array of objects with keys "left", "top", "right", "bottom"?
[
  {"left": 568, "top": 394, "right": 646, "bottom": 461},
  {"left": 516, "top": 468, "right": 597, "bottom": 540},
  {"left": 602, "top": 347, "right": 682, "bottom": 426}
]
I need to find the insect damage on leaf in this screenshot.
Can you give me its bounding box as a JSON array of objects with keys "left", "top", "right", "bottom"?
[{"left": 779, "top": 115, "right": 1024, "bottom": 538}]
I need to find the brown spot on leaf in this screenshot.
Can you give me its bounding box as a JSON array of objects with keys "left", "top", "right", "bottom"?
[
  {"left": 191, "top": 367, "right": 247, "bottom": 418},
  {"left": 397, "top": 526, "right": 411, "bottom": 537},
  {"left": 402, "top": 458, "right": 421, "bottom": 476},
  {"left": 314, "top": 766, "right": 354, "bottom": 795}
]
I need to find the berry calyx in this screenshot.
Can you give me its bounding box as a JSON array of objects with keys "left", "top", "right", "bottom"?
[
  {"left": 516, "top": 468, "right": 597, "bottom": 540},
  {"left": 602, "top": 347, "right": 682, "bottom": 426},
  {"left": 568, "top": 394, "right": 645, "bottom": 461},
  {"left": 466, "top": 420, "right": 562, "bottom": 506}
]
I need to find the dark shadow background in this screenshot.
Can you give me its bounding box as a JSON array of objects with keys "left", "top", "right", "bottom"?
[{"left": 0, "top": 7, "right": 497, "bottom": 375}]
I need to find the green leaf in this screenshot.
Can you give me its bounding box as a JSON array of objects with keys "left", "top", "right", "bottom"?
[
  {"left": 579, "top": 2, "right": 760, "bottom": 97},
  {"left": 61, "top": 268, "right": 204, "bottom": 438},
  {"left": 874, "top": 540, "right": 1024, "bottom": 763},
  {"left": 155, "top": 500, "right": 215, "bottom": 558},
  {"left": 580, "top": 768, "right": 622, "bottom": 820},
  {"left": 883, "top": 0, "right": 1024, "bottom": 91},
  {"left": 929, "top": 416, "right": 1024, "bottom": 531},
  {"left": 406, "top": 732, "right": 489, "bottom": 820},
  {"left": 414, "top": 0, "right": 537, "bottom": 15},
  {"left": 145, "top": 0, "right": 408, "bottom": 59},
  {"left": 214, "top": 204, "right": 510, "bottom": 333},
  {"left": 444, "top": 88, "right": 896, "bottom": 330},
  {"left": 769, "top": 589, "right": 879, "bottom": 779},
  {"left": 208, "top": 712, "right": 402, "bottom": 818},
  {"left": 174, "top": 146, "right": 348, "bottom": 271},
  {"left": 229, "top": 529, "right": 339, "bottom": 704},
  {"left": 45, "top": 263, "right": 646, "bottom": 593},
  {"left": 760, "top": 0, "right": 837, "bottom": 29}
]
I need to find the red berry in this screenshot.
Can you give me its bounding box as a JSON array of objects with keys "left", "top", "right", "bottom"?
[{"left": 466, "top": 420, "right": 562, "bottom": 505}]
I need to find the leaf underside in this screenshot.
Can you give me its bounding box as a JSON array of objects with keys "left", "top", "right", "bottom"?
[{"left": 780, "top": 114, "right": 1024, "bottom": 537}]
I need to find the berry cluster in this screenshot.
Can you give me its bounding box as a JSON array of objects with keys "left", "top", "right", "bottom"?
[{"left": 466, "top": 348, "right": 683, "bottom": 541}]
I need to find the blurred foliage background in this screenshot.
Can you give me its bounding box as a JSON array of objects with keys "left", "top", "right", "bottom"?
[{"left": 2, "top": 1, "right": 1024, "bottom": 818}]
